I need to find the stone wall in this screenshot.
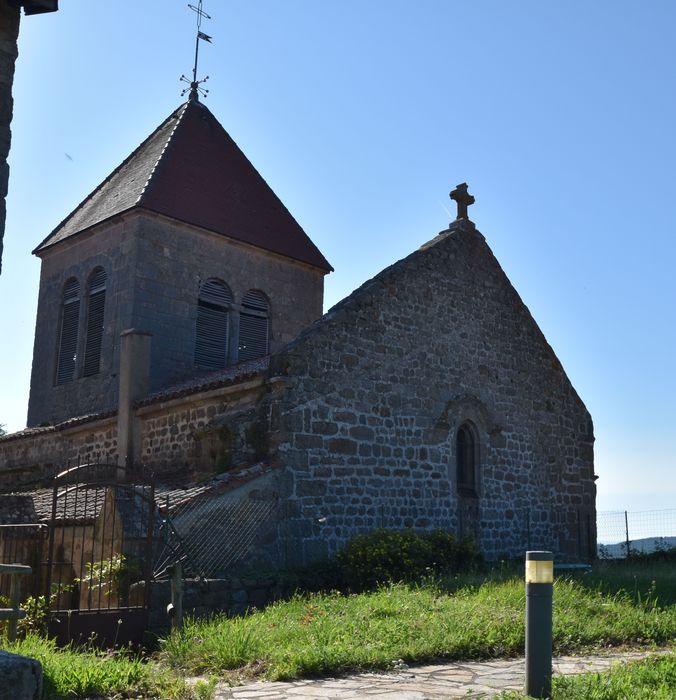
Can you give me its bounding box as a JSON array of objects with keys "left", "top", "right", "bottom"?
[
  {"left": 0, "top": 416, "right": 118, "bottom": 489},
  {"left": 28, "top": 217, "right": 138, "bottom": 427},
  {"left": 5, "top": 221, "right": 596, "bottom": 564},
  {"left": 131, "top": 213, "right": 325, "bottom": 392},
  {"left": 0, "top": 1, "right": 20, "bottom": 273},
  {"left": 2, "top": 375, "right": 267, "bottom": 486},
  {"left": 137, "top": 377, "right": 267, "bottom": 478},
  {"left": 270, "top": 220, "right": 596, "bottom": 562},
  {"left": 28, "top": 209, "right": 325, "bottom": 426},
  {"left": 148, "top": 575, "right": 282, "bottom": 633}
]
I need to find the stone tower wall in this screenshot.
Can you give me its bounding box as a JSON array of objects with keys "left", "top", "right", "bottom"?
[
  {"left": 27, "top": 217, "right": 138, "bottom": 427},
  {"left": 131, "top": 212, "right": 325, "bottom": 394},
  {"left": 27, "top": 210, "right": 325, "bottom": 426}
]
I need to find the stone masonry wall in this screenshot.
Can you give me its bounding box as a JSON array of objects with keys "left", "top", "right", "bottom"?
[
  {"left": 137, "top": 380, "right": 266, "bottom": 478},
  {"left": 271, "top": 221, "right": 596, "bottom": 563},
  {"left": 28, "top": 217, "right": 138, "bottom": 427},
  {"left": 132, "top": 212, "right": 325, "bottom": 394},
  {"left": 28, "top": 209, "right": 325, "bottom": 426},
  {"left": 0, "top": 1, "right": 20, "bottom": 273},
  {"left": 148, "top": 576, "right": 281, "bottom": 633},
  {"left": 0, "top": 416, "right": 118, "bottom": 489},
  {"left": 3, "top": 379, "right": 267, "bottom": 486}
]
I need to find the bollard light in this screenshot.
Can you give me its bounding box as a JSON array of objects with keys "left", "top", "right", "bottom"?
[
  {"left": 525, "top": 551, "right": 553, "bottom": 699},
  {"left": 526, "top": 557, "right": 554, "bottom": 584}
]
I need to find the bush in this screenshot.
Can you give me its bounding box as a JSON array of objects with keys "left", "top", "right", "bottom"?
[{"left": 336, "top": 528, "right": 481, "bottom": 591}]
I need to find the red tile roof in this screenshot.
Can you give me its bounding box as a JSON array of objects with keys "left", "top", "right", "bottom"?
[{"left": 34, "top": 99, "right": 332, "bottom": 272}]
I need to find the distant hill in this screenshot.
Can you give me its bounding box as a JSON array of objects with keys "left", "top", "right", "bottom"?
[{"left": 598, "top": 536, "right": 676, "bottom": 559}]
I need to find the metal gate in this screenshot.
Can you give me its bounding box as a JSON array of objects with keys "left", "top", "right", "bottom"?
[
  {"left": 0, "top": 524, "right": 47, "bottom": 600},
  {"left": 45, "top": 464, "right": 156, "bottom": 647}
]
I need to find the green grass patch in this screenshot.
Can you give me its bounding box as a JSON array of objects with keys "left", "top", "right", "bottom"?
[
  {"left": 159, "top": 576, "right": 676, "bottom": 680},
  {"left": 572, "top": 557, "right": 676, "bottom": 607},
  {"left": 498, "top": 653, "right": 676, "bottom": 699},
  {"left": 2, "top": 633, "right": 197, "bottom": 699}
]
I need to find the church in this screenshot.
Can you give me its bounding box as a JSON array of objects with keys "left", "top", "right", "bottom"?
[{"left": 0, "top": 87, "right": 596, "bottom": 563}]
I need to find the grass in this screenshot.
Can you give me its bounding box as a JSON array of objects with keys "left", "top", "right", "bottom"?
[
  {"left": 159, "top": 573, "right": 676, "bottom": 680},
  {"left": 3, "top": 554, "right": 675, "bottom": 696},
  {"left": 497, "top": 653, "right": 676, "bottom": 699},
  {"left": 1, "top": 633, "right": 204, "bottom": 699}
]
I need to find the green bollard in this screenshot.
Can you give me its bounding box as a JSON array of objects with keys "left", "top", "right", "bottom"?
[{"left": 525, "top": 550, "right": 553, "bottom": 698}]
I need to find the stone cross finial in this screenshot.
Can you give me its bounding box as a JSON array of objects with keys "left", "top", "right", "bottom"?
[{"left": 450, "top": 182, "right": 475, "bottom": 221}]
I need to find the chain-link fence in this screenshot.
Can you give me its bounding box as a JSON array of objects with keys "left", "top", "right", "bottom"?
[
  {"left": 597, "top": 509, "right": 676, "bottom": 558},
  {"left": 154, "top": 491, "right": 281, "bottom": 579}
]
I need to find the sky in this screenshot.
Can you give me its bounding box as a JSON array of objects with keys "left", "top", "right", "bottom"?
[{"left": 0, "top": 1, "right": 674, "bottom": 515}]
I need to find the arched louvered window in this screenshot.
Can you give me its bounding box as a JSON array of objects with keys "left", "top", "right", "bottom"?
[
  {"left": 195, "top": 278, "right": 232, "bottom": 370},
  {"left": 238, "top": 290, "right": 270, "bottom": 362},
  {"left": 55, "top": 278, "right": 80, "bottom": 385},
  {"left": 83, "top": 267, "right": 107, "bottom": 377},
  {"left": 456, "top": 422, "right": 478, "bottom": 495}
]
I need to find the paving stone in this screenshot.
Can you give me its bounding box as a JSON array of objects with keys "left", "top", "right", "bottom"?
[{"left": 211, "top": 651, "right": 671, "bottom": 699}]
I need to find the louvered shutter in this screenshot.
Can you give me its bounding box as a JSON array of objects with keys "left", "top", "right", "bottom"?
[
  {"left": 55, "top": 279, "right": 80, "bottom": 385},
  {"left": 195, "top": 279, "right": 232, "bottom": 369},
  {"left": 238, "top": 290, "right": 269, "bottom": 362},
  {"left": 83, "top": 268, "right": 107, "bottom": 377}
]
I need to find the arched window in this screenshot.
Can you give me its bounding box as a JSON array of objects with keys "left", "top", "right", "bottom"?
[
  {"left": 195, "top": 278, "right": 232, "bottom": 370},
  {"left": 55, "top": 278, "right": 80, "bottom": 385},
  {"left": 238, "top": 290, "right": 269, "bottom": 362},
  {"left": 456, "top": 422, "right": 478, "bottom": 495},
  {"left": 82, "top": 267, "right": 107, "bottom": 377}
]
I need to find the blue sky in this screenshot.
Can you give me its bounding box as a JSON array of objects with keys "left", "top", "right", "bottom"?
[{"left": 1, "top": 1, "right": 674, "bottom": 513}]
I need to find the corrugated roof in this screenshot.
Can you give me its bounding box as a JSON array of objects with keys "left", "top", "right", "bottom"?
[{"left": 34, "top": 99, "right": 332, "bottom": 272}]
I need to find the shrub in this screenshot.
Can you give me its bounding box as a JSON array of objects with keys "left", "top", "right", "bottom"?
[{"left": 335, "top": 528, "right": 481, "bottom": 591}]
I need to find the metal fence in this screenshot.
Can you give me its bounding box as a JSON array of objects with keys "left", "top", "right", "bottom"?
[
  {"left": 0, "top": 524, "right": 47, "bottom": 600},
  {"left": 597, "top": 508, "right": 676, "bottom": 558},
  {"left": 154, "top": 492, "right": 281, "bottom": 579}
]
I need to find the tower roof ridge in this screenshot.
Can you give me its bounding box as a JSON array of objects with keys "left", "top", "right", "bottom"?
[
  {"left": 32, "top": 103, "right": 185, "bottom": 255},
  {"left": 135, "top": 101, "right": 190, "bottom": 205}
]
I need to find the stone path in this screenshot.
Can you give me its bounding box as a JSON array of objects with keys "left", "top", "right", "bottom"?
[{"left": 211, "top": 651, "right": 663, "bottom": 699}]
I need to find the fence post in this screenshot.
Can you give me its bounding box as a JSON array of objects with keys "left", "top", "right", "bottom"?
[
  {"left": 8, "top": 571, "right": 21, "bottom": 642},
  {"left": 0, "top": 564, "right": 31, "bottom": 643},
  {"left": 168, "top": 562, "right": 183, "bottom": 631},
  {"left": 624, "top": 511, "right": 630, "bottom": 558}
]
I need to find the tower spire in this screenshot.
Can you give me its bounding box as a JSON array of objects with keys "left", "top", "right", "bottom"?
[{"left": 180, "top": 1, "right": 212, "bottom": 101}]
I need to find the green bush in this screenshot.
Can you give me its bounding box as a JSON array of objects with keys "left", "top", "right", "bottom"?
[{"left": 336, "top": 528, "right": 481, "bottom": 591}]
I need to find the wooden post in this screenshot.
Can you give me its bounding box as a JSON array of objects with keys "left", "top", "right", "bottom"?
[
  {"left": 0, "top": 564, "right": 31, "bottom": 643},
  {"left": 8, "top": 571, "right": 21, "bottom": 642},
  {"left": 168, "top": 562, "right": 183, "bottom": 631}
]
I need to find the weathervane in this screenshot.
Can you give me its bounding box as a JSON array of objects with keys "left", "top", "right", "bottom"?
[{"left": 180, "top": 1, "right": 212, "bottom": 101}]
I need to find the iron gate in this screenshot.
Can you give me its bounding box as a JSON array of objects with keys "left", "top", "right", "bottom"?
[{"left": 45, "top": 463, "right": 156, "bottom": 647}]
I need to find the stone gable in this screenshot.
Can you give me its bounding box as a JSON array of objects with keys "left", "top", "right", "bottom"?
[{"left": 270, "top": 220, "right": 595, "bottom": 561}]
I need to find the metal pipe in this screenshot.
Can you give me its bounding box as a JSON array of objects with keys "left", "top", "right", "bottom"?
[{"left": 624, "top": 511, "right": 630, "bottom": 558}]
